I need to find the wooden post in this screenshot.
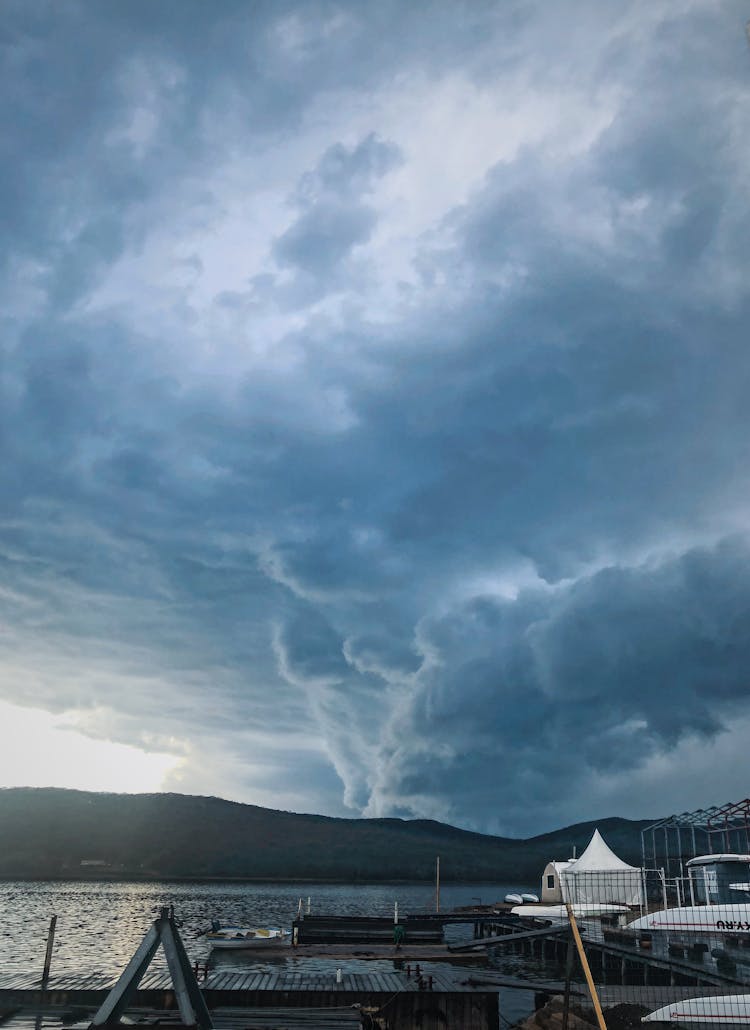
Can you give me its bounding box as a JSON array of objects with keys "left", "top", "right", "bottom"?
[
  {"left": 562, "top": 930, "right": 575, "bottom": 1030},
  {"left": 41, "top": 915, "right": 57, "bottom": 987},
  {"left": 565, "top": 904, "right": 607, "bottom": 1030}
]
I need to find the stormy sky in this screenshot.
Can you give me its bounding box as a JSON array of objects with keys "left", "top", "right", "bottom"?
[{"left": 2, "top": 1, "right": 750, "bottom": 836}]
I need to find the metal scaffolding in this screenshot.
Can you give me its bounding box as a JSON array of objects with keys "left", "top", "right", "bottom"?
[{"left": 641, "top": 799, "right": 750, "bottom": 879}]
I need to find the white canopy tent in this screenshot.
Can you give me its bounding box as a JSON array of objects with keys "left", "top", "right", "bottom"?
[{"left": 559, "top": 829, "right": 644, "bottom": 906}]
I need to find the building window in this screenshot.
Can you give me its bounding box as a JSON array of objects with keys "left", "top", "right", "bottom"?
[{"left": 547, "top": 875, "right": 555, "bottom": 889}]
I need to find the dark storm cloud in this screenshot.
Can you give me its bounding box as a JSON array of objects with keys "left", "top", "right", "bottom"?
[
  {"left": 366, "top": 537, "right": 750, "bottom": 834},
  {"left": 2, "top": 0, "right": 750, "bottom": 829}
]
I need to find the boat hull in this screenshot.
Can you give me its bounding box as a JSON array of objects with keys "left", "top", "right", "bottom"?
[
  {"left": 208, "top": 937, "right": 289, "bottom": 950},
  {"left": 643, "top": 994, "right": 750, "bottom": 1023},
  {"left": 511, "top": 903, "right": 629, "bottom": 921},
  {"left": 629, "top": 904, "right": 750, "bottom": 933},
  {"left": 207, "top": 925, "right": 290, "bottom": 950}
]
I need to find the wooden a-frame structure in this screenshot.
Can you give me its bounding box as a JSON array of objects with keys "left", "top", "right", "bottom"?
[{"left": 89, "top": 907, "right": 213, "bottom": 1030}]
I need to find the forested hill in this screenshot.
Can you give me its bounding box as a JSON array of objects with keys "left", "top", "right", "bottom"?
[{"left": 0, "top": 788, "right": 653, "bottom": 883}]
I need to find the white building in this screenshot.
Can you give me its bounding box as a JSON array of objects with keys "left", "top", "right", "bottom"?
[{"left": 541, "top": 859, "right": 576, "bottom": 902}]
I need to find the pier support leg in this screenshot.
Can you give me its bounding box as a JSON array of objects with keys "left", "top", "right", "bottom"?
[{"left": 562, "top": 933, "right": 575, "bottom": 1030}]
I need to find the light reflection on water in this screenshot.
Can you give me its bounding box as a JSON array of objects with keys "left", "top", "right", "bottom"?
[{"left": 0, "top": 880, "right": 543, "bottom": 1025}]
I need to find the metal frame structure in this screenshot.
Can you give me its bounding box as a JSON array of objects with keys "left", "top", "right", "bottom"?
[{"left": 641, "top": 799, "right": 750, "bottom": 879}]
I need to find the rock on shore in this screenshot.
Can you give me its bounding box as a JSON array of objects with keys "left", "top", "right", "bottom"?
[{"left": 514, "top": 995, "right": 655, "bottom": 1030}]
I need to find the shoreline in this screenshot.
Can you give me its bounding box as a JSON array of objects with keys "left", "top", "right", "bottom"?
[{"left": 0, "top": 874, "right": 527, "bottom": 887}]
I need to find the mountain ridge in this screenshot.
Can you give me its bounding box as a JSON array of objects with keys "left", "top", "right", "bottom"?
[{"left": 0, "top": 787, "right": 655, "bottom": 883}]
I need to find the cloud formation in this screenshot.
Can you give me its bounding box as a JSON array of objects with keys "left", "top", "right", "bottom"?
[{"left": 2, "top": 0, "right": 750, "bottom": 833}]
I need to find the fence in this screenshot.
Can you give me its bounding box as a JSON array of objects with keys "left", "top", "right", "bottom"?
[{"left": 520, "top": 867, "right": 750, "bottom": 1027}]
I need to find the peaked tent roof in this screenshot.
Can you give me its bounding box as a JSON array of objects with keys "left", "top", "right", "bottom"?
[{"left": 567, "top": 828, "right": 639, "bottom": 872}]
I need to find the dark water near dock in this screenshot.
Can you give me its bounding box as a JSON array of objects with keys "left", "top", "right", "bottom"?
[{"left": 0, "top": 880, "right": 551, "bottom": 1025}]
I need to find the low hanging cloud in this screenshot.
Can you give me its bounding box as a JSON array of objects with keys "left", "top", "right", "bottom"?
[{"left": 1, "top": 0, "right": 750, "bottom": 832}]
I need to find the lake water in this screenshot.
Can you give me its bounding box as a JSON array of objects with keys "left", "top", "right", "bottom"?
[{"left": 0, "top": 880, "right": 553, "bottom": 1025}]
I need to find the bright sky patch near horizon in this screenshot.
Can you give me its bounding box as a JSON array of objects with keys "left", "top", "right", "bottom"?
[
  {"left": 2, "top": 0, "right": 750, "bottom": 836},
  {"left": 0, "top": 701, "right": 181, "bottom": 794}
]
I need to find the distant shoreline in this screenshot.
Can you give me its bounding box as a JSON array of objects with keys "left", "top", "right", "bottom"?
[{"left": 0, "top": 874, "right": 527, "bottom": 886}]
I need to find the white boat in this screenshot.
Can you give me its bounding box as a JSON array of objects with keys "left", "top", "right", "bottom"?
[
  {"left": 511, "top": 903, "right": 628, "bottom": 922},
  {"left": 521, "top": 893, "right": 539, "bottom": 903},
  {"left": 504, "top": 893, "right": 524, "bottom": 905},
  {"left": 643, "top": 993, "right": 750, "bottom": 1023},
  {"left": 628, "top": 904, "right": 750, "bottom": 934},
  {"left": 207, "top": 925, "right": 290, "bottom": 949}
]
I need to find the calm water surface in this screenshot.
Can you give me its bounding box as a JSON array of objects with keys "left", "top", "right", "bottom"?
[{"left": 0, "top": 880, "right": 550, "bottom": 1024}]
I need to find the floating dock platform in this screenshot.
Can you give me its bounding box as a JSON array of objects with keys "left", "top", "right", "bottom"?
[{"left": 0, "top": 969, "right": 503, "bottom": 1030}]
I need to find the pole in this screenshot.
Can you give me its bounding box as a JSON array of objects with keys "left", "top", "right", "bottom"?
[
  {"left": 41, "top": 915, "right": 57, "bottom": 987},
  {"left": 435, "top": 856, "right": 440, "bottom": 913},
  {"left": 562, "top": 930, "right": 575, "bottom": 1030},
  {"left": 565, "top": 904, "right": 607, "bottom": 1030}
]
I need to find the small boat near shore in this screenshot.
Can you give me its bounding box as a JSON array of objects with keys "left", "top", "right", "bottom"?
[{"left": 207, "top": 925, "right": 290, "bottom": 949}]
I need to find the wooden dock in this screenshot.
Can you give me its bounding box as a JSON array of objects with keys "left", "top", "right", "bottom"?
[
  {"left": 0, "top": 1006, "right": 365, "bottom": 1030},
  {"left": 0, "top": 967, "right": 497, "bottom": 997},
  {"left": 0, "top": 969, "right": 502, "bottom": 1030},
  {"left": 12, "top": 906, "right": 750, "bottom": 1028},
  {"left": 288, "top": 913, "right": 489, "bottom": 962},
  {"left": 293, "top": 915, "right": 443, "bottom": 945},
  {"left": 287, "top": 943, "right": 487, "bottom": 963}
]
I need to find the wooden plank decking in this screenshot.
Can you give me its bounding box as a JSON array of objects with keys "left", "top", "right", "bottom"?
[
  {"left": 0, "top": 1006, "right": 366, "bottom": 1030},
  {"left": 0, "top": 967, "right": 496, "bottom": 996},
  {"left": 0, "top": 969, "right": 505, "bottom": 1030}
]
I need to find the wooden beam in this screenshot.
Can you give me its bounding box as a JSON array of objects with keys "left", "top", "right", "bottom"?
[
  {"left": 89, "top": 923, "right": 160, "bottom": 1026},
  {"left": 161, "top": 916, "right": 213, "bottom": 1030},
  {"left": 450, "top": 924, "right": 568, "bottom": 951},
  {"left": 565, "top": 903, "right": 607, "bottom": 1030}
]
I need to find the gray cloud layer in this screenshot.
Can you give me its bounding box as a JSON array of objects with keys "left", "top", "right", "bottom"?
[{"left": 2, "top": 0, "right": 750, "bottom": 832}]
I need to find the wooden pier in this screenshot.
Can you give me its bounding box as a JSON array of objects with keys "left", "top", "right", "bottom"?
[
  {"left": 288, "top": 913, "right": 490, "bottom": 963},
  {"left": 293, "top": 916, "right": 444, "bottom": 945},
  {"left": 0, "top": 1006, "right": 364, "bottom": 1030},
  {"left": 489, "top": 918, "right": 750, "bottom": 990},
  {"left": 9, "top": 906, "right": 750, "bottom": 1029},
  {"left": 0, "top": 969, "right": 502, "bottom": 1030}
]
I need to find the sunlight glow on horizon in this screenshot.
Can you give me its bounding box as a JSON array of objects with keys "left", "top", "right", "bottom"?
[{"left": 0, "top": 699, "right": 182, "bottom": 793}]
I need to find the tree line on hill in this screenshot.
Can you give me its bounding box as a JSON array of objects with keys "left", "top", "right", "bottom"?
[{"left": 0, "top": 787, "right": 653, "bottom": 883}]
